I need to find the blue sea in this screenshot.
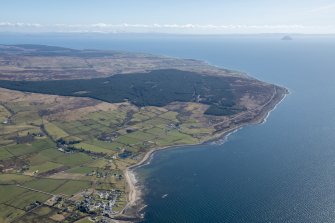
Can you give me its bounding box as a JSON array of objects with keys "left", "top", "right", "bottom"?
[{"left": 1, "top": 33, "right": 335, "bottom": 222}]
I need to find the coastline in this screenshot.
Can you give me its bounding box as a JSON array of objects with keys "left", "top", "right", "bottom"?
[{"left": 119, "top": 86, "right": 289, "bottom": 221}]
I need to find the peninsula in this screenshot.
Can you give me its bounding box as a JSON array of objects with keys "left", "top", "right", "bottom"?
[{"left": 0, "top": 44, "right": 287, "bottom": 223}]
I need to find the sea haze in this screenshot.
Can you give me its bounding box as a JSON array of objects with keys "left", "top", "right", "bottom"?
[{"left": 2, "top": 34, "right": 335, "bottom": 222}]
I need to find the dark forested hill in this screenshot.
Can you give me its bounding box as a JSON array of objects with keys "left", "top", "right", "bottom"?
[{"left": 0, "top": 69, "right": 271, "bottom": 116}]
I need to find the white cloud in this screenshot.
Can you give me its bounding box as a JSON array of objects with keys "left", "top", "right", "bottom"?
[
  {"left": 0, "top": 22, "right": 333, "bottom": 34},
  {"left": 0, "top": 22, "right": 42, "bottom": 27}
]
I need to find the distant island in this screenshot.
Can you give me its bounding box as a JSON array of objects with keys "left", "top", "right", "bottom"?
[
  {"left": 282, "top": 35, "right": 293, "bottom": 40},
  {"left": 0, "top": 44, "right": 287, "bottom": 223}
]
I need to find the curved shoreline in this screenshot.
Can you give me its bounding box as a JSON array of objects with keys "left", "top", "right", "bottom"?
[{"left": 121, "top": 87, "right": 289, "bottom": 221}]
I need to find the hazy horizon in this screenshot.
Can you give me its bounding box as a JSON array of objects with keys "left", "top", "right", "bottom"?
[
  {"left": 1, "top": 0, "right": 334, "bottom": 34},
  {"left": 1, "top": 32, "right": 335, "bottom": 37}
]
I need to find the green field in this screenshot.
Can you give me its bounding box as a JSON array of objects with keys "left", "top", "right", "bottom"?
[
  {"left": 27, "top": 161, "right": 63, "bottom": 174},
  {"left": 75, "top": 142, "right": 113, "bottom": 154},
  {"left": 1, "top": 139, "right": 54, "bottom": 158},
  {"left": 8, "top": 191, "right": 51, "bottom": 209},
  {"left": 156, "top": 130, "right": 199, "bottom": 147},
  {"left": 29, "top": 148, "right": 65, "bottom": 165},
  {"left": 66, "top": 166, "right": 97, "bottom": 174},
  {"left": 0, "top": 185, "right": 28, "bottom": 204},
  {"left": 52, "top": 153, "right": 92, "bottom": 167},
  {"left": 0, "top": 147, "right": 13, "bottom": 160},
  {"left": 23, "top": 178, "right": 67, "bottom": 193},
  {"left": 52, "top": 180, "right": 91, "bottom": 195},
  {"left": 0, "top": 204, "right": 25, "bottom": 222},
  {"left": 0, "top": 174, "right": 34, "bottom": 184},
  {"left": 44, "top": 121, "right": 69, "bottom": 140}
]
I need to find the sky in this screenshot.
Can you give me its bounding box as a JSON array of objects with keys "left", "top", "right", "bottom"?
[{"left": 0, "top": 0, "right": 335, "bottom": 34}]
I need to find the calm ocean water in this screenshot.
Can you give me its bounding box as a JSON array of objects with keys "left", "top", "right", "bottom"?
[{"left": 1, "top": 34, "right": 335, "bottom": 222}]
